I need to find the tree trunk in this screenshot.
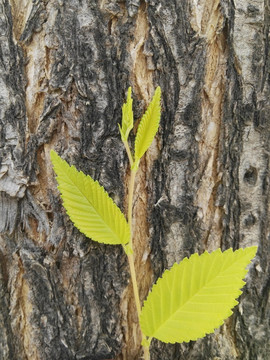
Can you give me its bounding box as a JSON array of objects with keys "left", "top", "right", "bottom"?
[{"left": 0, "top": 0, "right": 269, "bottom": 359}]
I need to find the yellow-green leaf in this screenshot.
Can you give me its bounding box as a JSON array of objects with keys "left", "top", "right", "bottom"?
[
  {"left": 140, "top": 246, "right": 257, "bottom": 344},
  {"left": 119, "top": 87, "right": 133, "bottom": 142},
  {"left": 134, "top": 87, "right": 161, "bottom": 164},
  {"left": 50, "top": 150, "right": 130, "bottom": 245}
]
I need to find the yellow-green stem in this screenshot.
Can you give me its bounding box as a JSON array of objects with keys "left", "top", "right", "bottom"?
[
  {"left": 123, "top": 140, "right": 134, "bottom": 167},
  {"left": 128, "top": 169, "right": 136, "bottom": 244},
  {"left": 123, "top": 143, "right": 150, "bottom": 359},
  {"left": 143, "top": 344, "right": 150, "bottom": 360},
  {"left": 126, "top": 212, "right": 150, "bottom": 360},
  {"left": 127, "top": 253, "right": 141, "bottom": 318}
]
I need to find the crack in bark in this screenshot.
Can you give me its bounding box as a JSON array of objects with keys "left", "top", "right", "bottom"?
[
  {"left": 129, "top": 1, "right": 154, "bottom": 103},
  {"left": 192, "top": 0, "right": 227, "bottom": 251},
  {"left": 9, "top": 254, "right": 35, "bottom": 360},
  {"left": 9, "top": 0, "right": 33, "bottom": 41}
]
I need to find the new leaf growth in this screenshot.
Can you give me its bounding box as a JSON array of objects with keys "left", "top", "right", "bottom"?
[
  {"left": 119, "top": 87, "right": 133, "bottom": 142},
  {"left": 50, "top": 86, "right": 257, "bottom": 359},
  {"left": 134, "top": 87, "right": 161, "bottom": 169}
]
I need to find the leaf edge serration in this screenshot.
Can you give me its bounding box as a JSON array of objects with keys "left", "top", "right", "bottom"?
[
  {"left": 50, "top": 150, "right": 130, "bottom": 246},
  {"left": 140, "top": 246, "right": 257, "bottom": 344}
]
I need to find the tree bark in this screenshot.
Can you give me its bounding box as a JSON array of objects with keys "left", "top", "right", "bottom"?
[{"left": 0, "top": 0, "right": 269, "bottom": 359}]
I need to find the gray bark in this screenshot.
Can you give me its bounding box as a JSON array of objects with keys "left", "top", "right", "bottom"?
[{"left": 0, "top": 0, "right": 269, "bottom": 359}]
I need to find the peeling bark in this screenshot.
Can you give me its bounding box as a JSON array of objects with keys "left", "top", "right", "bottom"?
[{"left": 0, "top": 0, "right": 269, "bottom": 359}]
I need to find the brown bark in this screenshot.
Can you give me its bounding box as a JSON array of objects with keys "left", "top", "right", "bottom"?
[{"left": 0, "top": 0, "right": 269, "bottom": 359}]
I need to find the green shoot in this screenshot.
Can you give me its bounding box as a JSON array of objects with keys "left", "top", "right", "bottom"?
[{"left": 50, "top": 86, "right": 257, "bottom": 360}]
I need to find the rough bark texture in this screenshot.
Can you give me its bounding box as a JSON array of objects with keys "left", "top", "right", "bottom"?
[{"left": 0, "top": 0, "right": 269, "bottom": 359}]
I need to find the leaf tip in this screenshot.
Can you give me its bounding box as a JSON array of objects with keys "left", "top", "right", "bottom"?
[
  {"left": 127, "top": 86, "right": 132, "bottom": 97},
  {"left": 50, "top": 149, "right": 57, "bottom": 162}
]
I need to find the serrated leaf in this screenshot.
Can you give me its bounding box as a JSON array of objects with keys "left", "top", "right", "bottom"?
[
  {"left": 134, "top": 87, "right": 161, "bottom": 163},
  {"left": 50, "top": 150, "right": 130, "bottom": 245},
  {"left": 119, "top": 87, "right": 133, "bottom": 142},
  {"left": 140, "top": 246, "right": 257, "bottom": 344}
]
